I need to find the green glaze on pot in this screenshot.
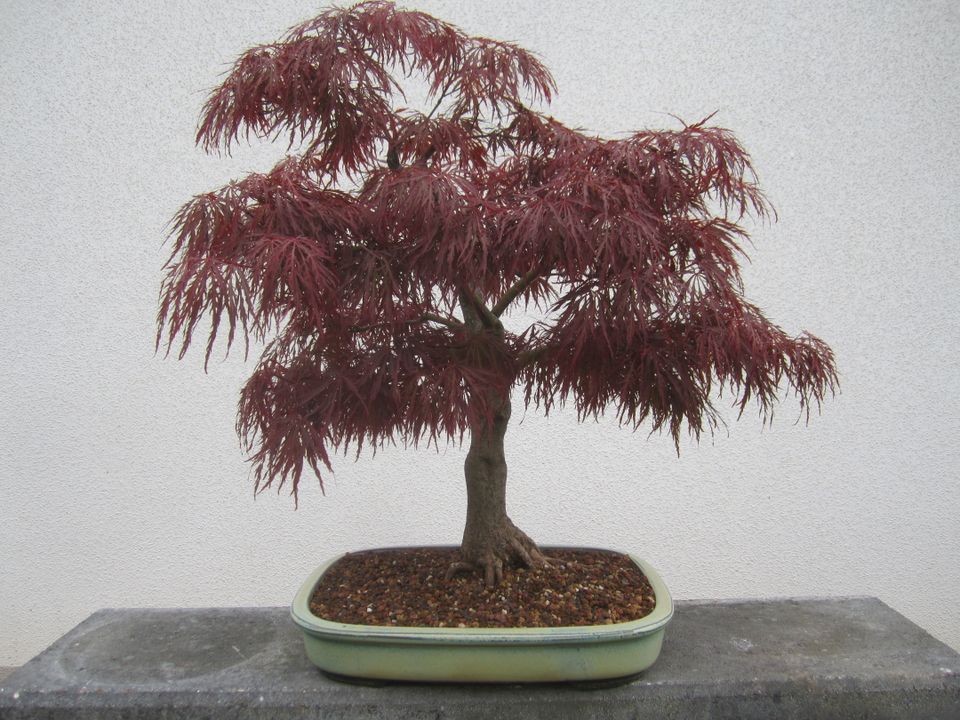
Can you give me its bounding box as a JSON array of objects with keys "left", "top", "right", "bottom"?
[{"left": 291, "top": 547, "right": 673, "bottom": 683}]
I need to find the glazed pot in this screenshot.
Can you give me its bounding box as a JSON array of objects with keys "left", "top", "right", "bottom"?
[{"left": 291, "top": 546, "right": 673, "bottom": 683}]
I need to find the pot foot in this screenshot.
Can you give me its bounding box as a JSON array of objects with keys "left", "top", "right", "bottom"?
[
  {"left": 567, "top": 672, "right": 645, "bottom": 690},
  {"left": 320, "top": 670, "right": 390, "bottom": 687}
]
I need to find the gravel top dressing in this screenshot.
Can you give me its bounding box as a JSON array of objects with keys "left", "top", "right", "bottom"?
[{"left": 309, "top": 547, "right": 656, "bottom": 628}]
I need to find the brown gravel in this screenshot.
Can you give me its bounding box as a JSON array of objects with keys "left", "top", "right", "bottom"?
[{"left": 309, "top": 547, "right": 656, "bottom": 628}]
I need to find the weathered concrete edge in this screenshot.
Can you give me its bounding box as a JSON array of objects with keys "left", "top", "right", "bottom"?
[
  {"left": 0, "top": 686, "right": 957, "bottom": 720},
  {"left": 4, "top": 673, "right": 958, "bottom": 705},
  {"left": 680, "top": 593, "right": 878, "bottom": 606}
]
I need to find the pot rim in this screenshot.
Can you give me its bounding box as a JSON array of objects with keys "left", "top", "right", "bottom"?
[{"left": 290, "top": 545, "right": 673, "bottom": 645}]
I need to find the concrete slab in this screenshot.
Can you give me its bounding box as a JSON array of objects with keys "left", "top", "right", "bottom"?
[{"left": 1, "top": 597, "right": 958, "bottom": 719}]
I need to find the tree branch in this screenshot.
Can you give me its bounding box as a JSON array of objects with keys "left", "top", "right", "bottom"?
[
  {"left": 458, "top": 288, "right": 501, "bottom": 332},
  {"left": 426, "top": 78, "right": 456, "bottom": 120},
  {"left": 517, "top": 345, "right": 548, "bottom": 368},
  {"left": 492, "top": 269, "right": 540, "bottom": 317},
  {"left": 348, "top": 313, "right": 464, "bottom": 334},
  {"left": 422, "top": 312, "right": 465, "bottom": 331}
]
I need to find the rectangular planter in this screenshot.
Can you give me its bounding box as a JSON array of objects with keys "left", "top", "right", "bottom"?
[{"left": 290, "top": 546, "right": 673, "bottom": 683}]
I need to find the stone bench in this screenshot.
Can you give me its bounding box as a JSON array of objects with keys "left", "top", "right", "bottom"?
[{"left": 1, "top": 597, "right": 958, "bottom": 719}]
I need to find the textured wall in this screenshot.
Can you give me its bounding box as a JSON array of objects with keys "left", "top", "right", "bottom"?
[{"left": 1, "top": 1, "right": 958, "bottom": 666}]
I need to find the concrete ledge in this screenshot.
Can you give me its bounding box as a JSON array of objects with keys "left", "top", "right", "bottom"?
[{"left": 1, "top": 597, "right": 958, "bottom": 719}]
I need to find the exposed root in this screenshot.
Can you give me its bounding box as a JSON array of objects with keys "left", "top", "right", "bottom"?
[
  {"left": 443, "top": 561, "right": 474, "bottom": 580},
  {"left": 506, "top": 521, "right": 553, "bottom": 567},
  {"left": 448, "top": 519, "right": 552, "bottom": 587}
]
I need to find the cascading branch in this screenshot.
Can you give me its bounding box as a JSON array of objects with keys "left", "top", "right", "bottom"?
[{"left": 159, "top": 1, "right": 837, "bottom": 586}]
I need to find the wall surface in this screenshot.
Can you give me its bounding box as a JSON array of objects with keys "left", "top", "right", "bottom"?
[{"left": 1, "top": 1, "right": 958, "bottom": 666}]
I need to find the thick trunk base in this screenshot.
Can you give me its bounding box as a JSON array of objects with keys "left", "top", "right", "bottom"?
[{"left": 447, "top": 518, "right": 550, "bottom": 586}]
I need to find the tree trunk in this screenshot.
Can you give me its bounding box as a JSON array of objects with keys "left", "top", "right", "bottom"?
[
  {"left": 448, "top": 291, "right": 548, "bottom": 585},
  {"left": 451, "top": 392, "right": 548, "bottom": 586}
]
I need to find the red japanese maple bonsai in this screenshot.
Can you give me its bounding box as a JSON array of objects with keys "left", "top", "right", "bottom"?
[{"left": 159, "top": 1, "right": 837, "bottom": 586}]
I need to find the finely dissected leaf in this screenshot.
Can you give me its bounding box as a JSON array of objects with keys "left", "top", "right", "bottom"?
[{"left": 161, "top": 1, "right": 837, "bottom": 499}]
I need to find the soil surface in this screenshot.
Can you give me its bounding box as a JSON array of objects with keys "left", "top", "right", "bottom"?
[{"left": 309, "top": 547, "right": 655, "bottom": 628}]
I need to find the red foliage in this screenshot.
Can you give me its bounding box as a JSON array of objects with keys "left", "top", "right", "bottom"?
[{"left": 160, "top": 1, "right": 837, "bottom": 500}]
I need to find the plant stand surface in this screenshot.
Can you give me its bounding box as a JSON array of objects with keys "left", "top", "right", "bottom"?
[{"left": 2, "top": 597, "right": 958, "bottom": 719}]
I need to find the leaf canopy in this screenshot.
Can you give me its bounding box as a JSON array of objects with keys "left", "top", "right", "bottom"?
[{"left": 159, "top": 0, "right": 837, "bottom": 499}]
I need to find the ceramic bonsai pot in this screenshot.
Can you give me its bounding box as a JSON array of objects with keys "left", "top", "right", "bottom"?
[{"left": 290, "top": 546, "right": 673, "bottom": 683}]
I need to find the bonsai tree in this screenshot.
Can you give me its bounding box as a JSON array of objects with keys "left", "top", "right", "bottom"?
[{"left": 159, "top": 1, "right": 837, "bottom": 586}]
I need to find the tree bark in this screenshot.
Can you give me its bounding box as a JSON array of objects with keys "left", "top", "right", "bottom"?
[
  {"left": 462, "top": 396, "right": 510, "bottom": 554},
  {"left": 448, "top": 292, "right": 548, "bottom": 586},
  {"left": 455, "top": 393, "right": 548, "bottom": 585}
]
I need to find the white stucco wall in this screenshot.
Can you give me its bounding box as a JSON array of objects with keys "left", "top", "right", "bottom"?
[{"left": 2, "top": 1, "right": 958, "bottom": 666}]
